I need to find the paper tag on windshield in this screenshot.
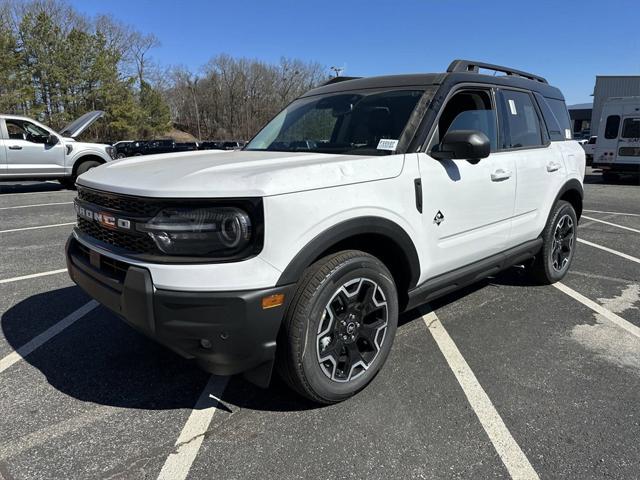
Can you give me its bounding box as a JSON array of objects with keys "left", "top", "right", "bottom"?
[
  {"left": 508, "top": 99, "right": 517, "bottom": 115},
  {"left": 377, "top": 139, "right": 399, "bottom": 151},
  {"left": 565, "top": 129, "right": 572, "bottom": 139}
]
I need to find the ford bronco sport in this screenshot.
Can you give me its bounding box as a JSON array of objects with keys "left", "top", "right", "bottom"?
[{"left": 66, "top": 60, "right": 585, "bottom": 403}]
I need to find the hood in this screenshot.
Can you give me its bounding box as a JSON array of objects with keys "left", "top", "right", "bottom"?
[
  {"left": 77, "top": 149, "right": 405, "bottom": 198},
  {"left": 59, "top": 110, "right": 105, "bottom": 138}
]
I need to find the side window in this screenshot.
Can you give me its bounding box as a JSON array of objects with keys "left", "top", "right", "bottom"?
[
  {"left": 621, "top": 118, "right": 640, "bottom": 138},
  {"left": 545, "top": 98, "right": 572, "bottom": 140},
  {"left": 436, "top": 89, "right": 498, "bottom": 152},
  {"left": 499, "top": 90, "right": 544, "bottom": 149},
  {"left": 5, "top": 119, "right": 49, "bottom": 143},
  {"left": 604, "top": 115, "right": 620, "bottom": 139}
]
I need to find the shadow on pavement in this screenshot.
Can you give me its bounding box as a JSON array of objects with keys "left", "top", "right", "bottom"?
[
  {"left": 0, "top": 181, "right": 68, "bottom": 194},
  {"left": 1, "top": 286, "right": 320, "bottom": 413}
]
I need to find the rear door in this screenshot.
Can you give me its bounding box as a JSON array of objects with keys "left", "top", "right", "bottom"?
[
  {"left": 2, "top": 118, "right": 65, "bottom": 176},
  {"left": 418, "top": 87, "right": 517, "bottom": 277},
  {"left": 497, "top": 89, "right": 567, "bottom": 246}
]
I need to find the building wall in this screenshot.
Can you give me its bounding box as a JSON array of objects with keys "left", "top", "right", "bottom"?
[{"left": 592, "top": 76, "right": 640, "bottom": 135}]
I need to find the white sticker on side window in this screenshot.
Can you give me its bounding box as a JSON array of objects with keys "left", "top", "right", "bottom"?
[
  {"left": 377, "top": 139, "right": 399, "bottom": 151},
  {"left": 565, "top": 129, "right": 572, "bottom": 139},
  {"left": 508, "top": 99, "right": 518, "bottom": 115}
]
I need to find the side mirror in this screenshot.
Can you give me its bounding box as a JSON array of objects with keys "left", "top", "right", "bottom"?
[
  {"left": 47, "top": 134, "right": 59, "bottom": 145},
  {"left": 431, "top": 130, "right": 490, "bottom": 161}
]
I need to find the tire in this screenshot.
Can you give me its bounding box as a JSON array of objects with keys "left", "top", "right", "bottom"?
[
  {"left": 277, "top": 250, "right": 399, "bottom": 404},
  {"left": 76, "top": 159, "right": 101, "bottom": 176},
  {"left": 530, "top": 200, "right": 578, "bottom": 284}
]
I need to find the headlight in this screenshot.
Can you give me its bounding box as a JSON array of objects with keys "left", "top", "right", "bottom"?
[
  {"left": 139, "top": 207, "right": 253, "bottom": 256},
  {"left": 106, "top": 146, "right": 116, "bottom": 159}
]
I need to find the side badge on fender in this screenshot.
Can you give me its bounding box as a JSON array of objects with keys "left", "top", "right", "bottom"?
[{"left": 433, "top": 210, "right": 445, "bottom": 226}]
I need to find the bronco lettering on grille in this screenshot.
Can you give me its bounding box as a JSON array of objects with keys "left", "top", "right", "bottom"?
[{"left": 75, "top": 202, "right": 132, "bottom": 231}]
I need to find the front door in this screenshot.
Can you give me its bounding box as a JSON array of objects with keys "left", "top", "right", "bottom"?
[
  {"left": 418, "top": 87, "right": 516, "bottom": 278},
  {"left": 2, "top": 118, "right": 65, "bottom": 176}
]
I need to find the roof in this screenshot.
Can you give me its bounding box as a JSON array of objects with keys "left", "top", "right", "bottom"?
[
  {"left": 303, "top": 71, "right": 564, "bottom": 100},
  {"left": 568, "top": 103, "right": 593, "bottom": 110}
]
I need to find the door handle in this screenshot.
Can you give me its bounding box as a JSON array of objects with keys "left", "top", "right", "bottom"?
[
  {"left": 490, "top": 169, "right": 512, "bottom": 182},
  {"left": 546, "top": 161, "right": 561, "bottom": 172},
  {"left": 8, "top": 145, "right": 22, "bottom": 150}
]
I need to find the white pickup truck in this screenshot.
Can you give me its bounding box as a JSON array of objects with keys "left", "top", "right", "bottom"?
[{"left": 0, "top": 111, "right": 116, "bottom": 188}]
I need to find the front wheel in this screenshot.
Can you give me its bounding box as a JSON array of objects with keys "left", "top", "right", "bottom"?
[
  {"left": 530, "top": 200, "right": 578, "bottom": 284},
  {"left": 277, "top": 250, "right": 398, "bottom": 404}
]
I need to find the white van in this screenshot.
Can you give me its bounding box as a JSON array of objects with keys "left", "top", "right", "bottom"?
[{"left": 593, "top": 97, "right": 640, "bottom": 181}]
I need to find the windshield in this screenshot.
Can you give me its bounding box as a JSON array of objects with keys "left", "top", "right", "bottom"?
[{"left": 246, "top": 89, "right": 425, "bottom": 155}]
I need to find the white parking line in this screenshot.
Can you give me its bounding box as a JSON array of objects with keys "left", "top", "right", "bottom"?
[
  {"left": 0, "top": 269, "right": 67, "bottom": 284},
  {"left": 0, "top": 202, "right": 73, "bottom": 210},
  {"left": 0, "top": 300, "right": 98, "bottom": 374},
  {"left": 422, "top": 311, "right": 540, "bottom": 480},
  {"left": 577, "top": 238, "right": 640, "bottom": 264},
  {"left": 581, "top": 215, "right": 640, "bottom": 234},
  {"left": 0, "top": 222, "right": 75, "bottom": 234},
  {"left": 584, "top": 209, "right": 640, "bottom": 218},
  {"left": 157, "top": 375, "right": 229, "bottom": 480},
  {"left": 554, "top": 283, "right": 640, "bottom": 340}
]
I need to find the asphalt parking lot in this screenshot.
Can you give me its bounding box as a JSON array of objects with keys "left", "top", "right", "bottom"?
[{"left": 1, "top": 170, "right": 639, "bottom": 480}]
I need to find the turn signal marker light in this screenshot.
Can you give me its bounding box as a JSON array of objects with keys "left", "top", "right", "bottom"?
[{"left": 262, "top": 293, "right": 285, "bottom": 309}]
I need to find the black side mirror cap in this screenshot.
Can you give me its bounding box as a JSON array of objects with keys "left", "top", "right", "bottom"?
[
  {"left": 430, "top": 130, "right": 491, "bottom": 161},
  {"left": 47, "top": 134, "right": 59, "bottom": 145}
]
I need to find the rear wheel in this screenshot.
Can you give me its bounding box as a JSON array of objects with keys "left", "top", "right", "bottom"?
[
  {"left": 530, "top": 200, "right": 577, "bottom": 284},
  {"left": 277, "top": 250, "right": 398, "bottom": 404}
]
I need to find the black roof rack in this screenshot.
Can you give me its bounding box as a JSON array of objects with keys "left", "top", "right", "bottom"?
[
  {"left": 447, "top": 59, "right": 548, "bottom": 84},
  {"left": 322, "top": 76, "right": 362, "bottom": 86}
]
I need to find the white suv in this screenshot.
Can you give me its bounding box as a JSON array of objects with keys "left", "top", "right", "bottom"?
[
  {"left": 66, "top": 60, "right": 585, "bottom": 403},
  {"left": 0, "top": 111, "right": 116, "bottom": 188}
]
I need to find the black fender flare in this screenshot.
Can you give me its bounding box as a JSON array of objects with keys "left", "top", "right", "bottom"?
[
  {"left": 552, "top": 178, "right": 584, "bottom": 219},
  {"left": 276, "top": 216, "right": 421, "bottom": 288}
]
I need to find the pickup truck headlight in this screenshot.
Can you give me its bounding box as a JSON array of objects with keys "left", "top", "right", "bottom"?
[
  {"left": 140, "top": 207, "right": 253, "bottom": 257},
  {"left": 106, "top": 146, "right": 116, "bottom": 159}
]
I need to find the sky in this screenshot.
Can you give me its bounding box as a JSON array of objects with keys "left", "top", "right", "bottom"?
[{"left": 69, "top": 0, "right": 639, "bottom": 105}]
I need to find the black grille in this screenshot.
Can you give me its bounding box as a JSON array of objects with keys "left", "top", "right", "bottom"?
[
  {"left": 77, "top": 186, "right": 159, "bottom": 216},
  {"left": 77, "top": 218, "right": 155, "bottom": 253}
]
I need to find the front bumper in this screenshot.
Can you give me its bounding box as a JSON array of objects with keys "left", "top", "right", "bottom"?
[{"left": 65, "top": 235, "right": 294, "bottom": 385}]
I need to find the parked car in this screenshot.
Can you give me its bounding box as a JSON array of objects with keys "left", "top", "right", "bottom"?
[
  {"left": 66, "top": 60, "right": 585, "bottom": 403},
  {"left": 593, "top": 96, "right": 640, "bottom": 181},
  {"left": 0, "top": 110, "right": 115, "bottom": 188},
  {"left": 199, "top": 140, "right": 245, "bottom": 151}
]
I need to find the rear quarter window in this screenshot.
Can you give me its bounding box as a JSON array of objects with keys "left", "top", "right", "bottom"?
[
  {"left": 534, "top": 93, "right": 564, "bottom": 141},
  {"left": 544, "top": 97, "right": 572, "bottom": 140}
]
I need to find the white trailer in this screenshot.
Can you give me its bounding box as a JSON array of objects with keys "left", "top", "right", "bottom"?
[{"left": 593, "top": 96, "right": 640, "bottom": 180}]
